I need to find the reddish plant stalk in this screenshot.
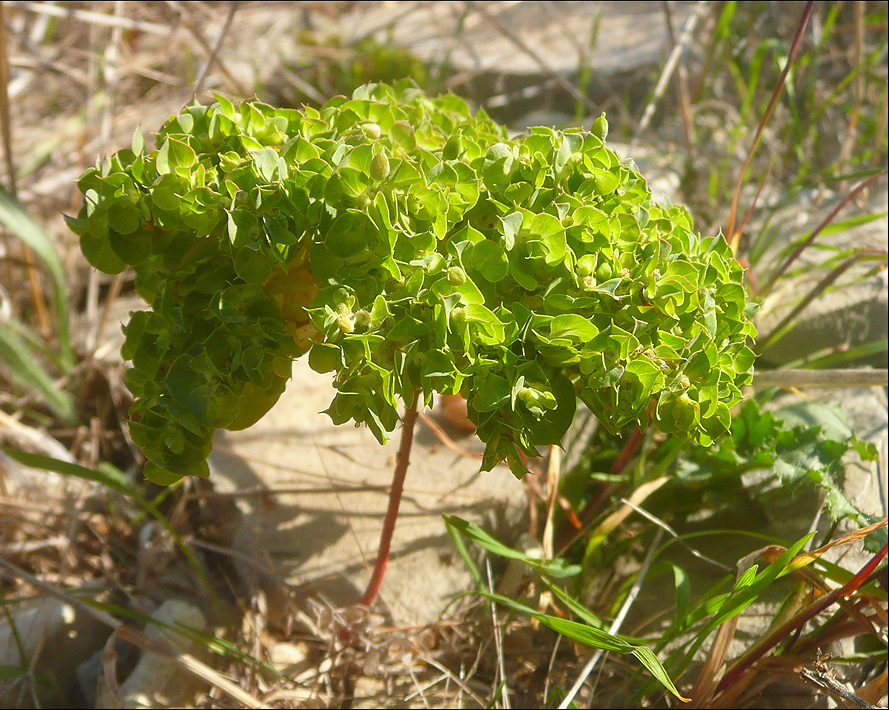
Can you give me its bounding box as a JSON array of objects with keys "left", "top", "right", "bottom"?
[
  {"left": 555, "top": 401, "right": 655, "bottom": 554},
  {"left": 360, "top": 389, "right": 421, "bottom": 608}
]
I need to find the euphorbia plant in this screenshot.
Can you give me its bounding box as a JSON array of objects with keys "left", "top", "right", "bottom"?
[{"left": 68, "top": 80, "right": 756, "bottom": 608}]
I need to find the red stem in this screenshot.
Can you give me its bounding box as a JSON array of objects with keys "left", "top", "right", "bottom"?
[
  {"left": 555, "top": 401, "right": 655, "bottom": 554},
  {"left": 359, "top": 389, "right": 421, "bottom": 608}
]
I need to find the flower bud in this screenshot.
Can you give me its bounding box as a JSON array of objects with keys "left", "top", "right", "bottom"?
[
  {"left": 337, "top": 314, "right": 354, "bottom": 333},
  {"left": 354, "top": 309, "right": 372, "bottom": 328},
  {"left": 447, "top": 266, "right": 467, "bottom": 285},
  {"left": 577, "top": 255, "right": 596, "bottom": 277},
  {"left": 370, "top": 151, "right": 390, "bottom": 181},
  {"left": 591, "top": 113, "right": 608, "bottom": 141},
  {"left": 361, "top": 122, "right": 382, "bottom": 139}
]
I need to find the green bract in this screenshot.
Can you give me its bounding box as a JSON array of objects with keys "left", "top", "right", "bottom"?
[{"left": 68, "top": 80, "right": 756, "bottom": 484}]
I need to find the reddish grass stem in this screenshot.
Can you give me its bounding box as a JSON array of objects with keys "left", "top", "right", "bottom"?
[
  {"left": 360, "top": 389, "right": 421, "bottom": 609},
  {"left": 713, "top": 542, "right": 888, "bottom": 698},
  {"left": 555, "top": 402, "right": 655, "bottom": 554},
  {"left": 725, "top": 1, "right": 814, "bottom": 242}
]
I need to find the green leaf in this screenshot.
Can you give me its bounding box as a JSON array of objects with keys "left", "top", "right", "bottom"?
[
  {"left": 548, "top": 314, "right": 599, "bottom": 343},
  {"left": 471, "top": 373, "right": 511, "bottom": 413},
  {"left": 470, "top": 240, "right": 509, "bottom": 282},
  {"left": 156, "top": 137, "right": 196, "bottom": 174},
  {"left": 234, "top": 246, "right": 274, "bottom": 284}
]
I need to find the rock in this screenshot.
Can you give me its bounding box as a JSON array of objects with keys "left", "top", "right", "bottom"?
[
  {"left": 117, "top": 599, "right": 208, "bottom": 709},
  {"left": 218, "top": 2, "right": 694, "bottom": 125},
  {"left": 209, "top": 357, "right": 528, "bottom": 626},
  {"left": 0, "top": 595, "right": 111, "bottom": 709},
  {"left": 268, "top": 640, "right": 312, "bottom": 674},
  {"left": 335, "top": 2, "right": 696, "bottom": 114}
]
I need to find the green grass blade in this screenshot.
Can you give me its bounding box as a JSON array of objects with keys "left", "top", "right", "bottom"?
[
  {"left": 0, "top": 325, "right": 74, "bottom": 422},
  {"left": 703, "top": 532, "right": 814, "bottom": 634},
  {"left": 477, "top": 589, "right": 687, "bottom": 700},
  {"left": 0, "top": 185, "right": 72, "bottom": 371},
  {"left": 630, "top": 646, "right": 688, "bottom": 702},
  {"left": 443, "top": 514, "right": 581, "bottom": 578},
  {"left": 540, "top": 576, "right": 606, "bottom": 629},
  {"left": 0, "top": 448, "right": 218, "bottom": 593},
  {"left": 3, "top": 447, "right": 139, "bottom": 500},
  {"left": 444, "top": 513, "right": 482, "bottom": 584}
]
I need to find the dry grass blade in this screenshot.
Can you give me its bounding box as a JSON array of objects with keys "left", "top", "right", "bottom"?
[
  {"left": 759, "top": 171, "right": 887, "bottom": 295},
  {"left": 191, "top": 0, "right": 240, "bottom": 94},
  {"left": 752, "top": 368, "right": 889, "bottom": 389},
  {"left": 713, "top": 541, "right": 888, "bottom": 700},
  {"left": 6, "top": 0, "right": 170, "bottom": 34},
  {"left": 95, "top": 628, "right": 124, "bottom": 709},
  {"left": 0, "top": 2, "right": 51, "bottom": 336},
  {"left": 688, "top": 614, "right": 741, "bottom": 708},
  {"left": 631, "top": 0, "right": 708, "bottom": 147},
  {"left": 836, "top": 1, "right": 866, "bottom": 172},
  {"left": 789, "top": 517, "right": 888, "bottom": 571},
  {"left": 541, "top": 444, "right": 561, "bottom": 560},
  {"left": 586, "top": 476, "right": 669, "bottom": 549},
  {"left": 857, "top": 669, "right": 888, "bottom": 707},
  {"left": 486, "top": 559, "right": 511, "bottom": 709},
  {"left": 466, "top": 0, "right": 598, "bottom": 115},
  {"left": 0, "top": 557, "right": 265, "bottom": 709},
  {"left": 618, "top": 498, "right": 733, "bottom": 572}
]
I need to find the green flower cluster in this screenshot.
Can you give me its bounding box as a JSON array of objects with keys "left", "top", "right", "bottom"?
[{"left": 68, "top": 80, "right": 756, "bottom": 483}]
